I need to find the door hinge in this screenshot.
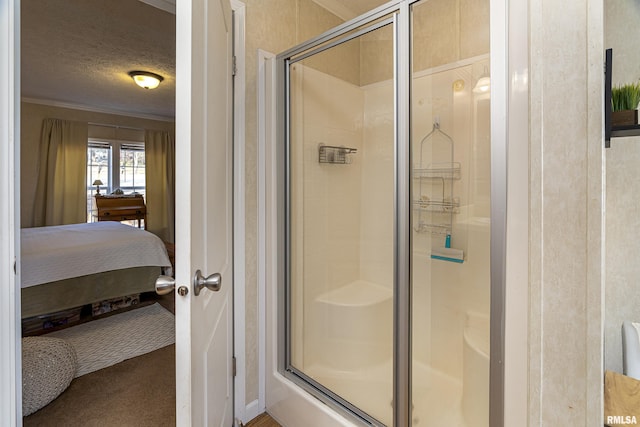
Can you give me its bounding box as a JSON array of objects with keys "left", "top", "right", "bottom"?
[
  {"left": 232, "top": 55, "right": 237, "bottom": 76},
  {"left": 232, "top": 356, "right": 237, "bottom": 377}
]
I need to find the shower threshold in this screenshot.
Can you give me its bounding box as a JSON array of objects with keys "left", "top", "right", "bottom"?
[{"left": 304, "top": 360, "right": 466, "bottom": 426}]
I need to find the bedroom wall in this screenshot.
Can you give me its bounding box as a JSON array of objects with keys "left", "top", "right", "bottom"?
[{"left": 20, "top": 101, "right": 174, "bottom": 228}]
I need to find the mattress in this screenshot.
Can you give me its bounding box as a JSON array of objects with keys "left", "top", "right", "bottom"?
[{"left": 21, "top": 222, "right": 171, "bottom": 288}]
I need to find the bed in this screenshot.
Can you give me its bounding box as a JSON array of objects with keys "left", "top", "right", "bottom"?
[{"left": 21, "top": 222, "right": 172, "bottom": 319}]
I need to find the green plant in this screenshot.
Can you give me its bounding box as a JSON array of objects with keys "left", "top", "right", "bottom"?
[{"left": 612, "top": 82, "right": 640, "bottom": 112}]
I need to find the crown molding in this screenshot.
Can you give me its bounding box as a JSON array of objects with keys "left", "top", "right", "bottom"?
[{"left": 21, "top": 97, "right": 175, "bottom": 123}]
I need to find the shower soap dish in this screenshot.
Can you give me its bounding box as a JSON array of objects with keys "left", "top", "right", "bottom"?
[{"left": 318, "top": 144, "right": 357, "bottom": 164}]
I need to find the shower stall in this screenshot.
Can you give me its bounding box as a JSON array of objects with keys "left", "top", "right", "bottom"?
[{"left": 276, "top": 1, "right": 495, "bottom": 425}]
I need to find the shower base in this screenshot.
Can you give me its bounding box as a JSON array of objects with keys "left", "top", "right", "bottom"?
[{"left": 305, "top": 360, "right": 466, "bottom": 426}]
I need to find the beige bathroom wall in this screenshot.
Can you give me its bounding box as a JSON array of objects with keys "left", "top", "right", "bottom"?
[
  {"left": 20, "top": 101, "right": 174, "bottom": 228},
  {"left": 604, "top": 0, "right": 640, "bottom": 375},
  {"left": 360, "top": 25, "right": 394, "bottom": 86},
  {"left": 411, "top": 0, "right": 488, "bottom": 73},
  {"left": 304, "top": 38, "right": 360, "bottom": 86},
  {"left": 299, "top": 0, "right": 360, "bottom": 86},
  {"left": 242, "top": 0, "right": 348, "bottom": 405},
  {"left": 606, "top": 139, "right": 640, "bottom": 374},
  {"left": 528, "top": 0, "right": 604, "bottom": 423},
  {"left": 360, "top": 0, "right": 489, "bottom": 86},
  {"left": 606, "top": 1, "right": 640, "bottom": 87},
  {"left": 411, "top": 0, "right": 458, "bottom": 72},
  {"left": 459, "top": 0, "right": 490, "bottom": 60}
]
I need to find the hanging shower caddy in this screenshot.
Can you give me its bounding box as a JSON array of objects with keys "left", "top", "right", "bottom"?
[{"left": 413, "top": 119, "right": 460, "bottom": 235}]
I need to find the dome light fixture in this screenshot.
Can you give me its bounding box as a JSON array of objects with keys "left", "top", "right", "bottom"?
[{"left": 128, "top": 71, "right": 164, "bottom": 90}]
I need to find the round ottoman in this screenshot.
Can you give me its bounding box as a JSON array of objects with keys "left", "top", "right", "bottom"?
[{"left": 22, "top": 336, "right": 77, "bottom": 416}]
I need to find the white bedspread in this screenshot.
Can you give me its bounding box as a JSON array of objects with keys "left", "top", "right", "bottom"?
[{"left": 21, "top": 222, "right": 171, "bottom": 288}]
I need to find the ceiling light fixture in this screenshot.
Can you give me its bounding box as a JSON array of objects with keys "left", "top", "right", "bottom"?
[{"left": 128, "top": 71, "right": 164, "bottom": 90}]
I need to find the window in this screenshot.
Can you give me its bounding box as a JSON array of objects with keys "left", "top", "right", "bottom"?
[{"left": 87, "top": 140, "right": 146, "bottom": 223}]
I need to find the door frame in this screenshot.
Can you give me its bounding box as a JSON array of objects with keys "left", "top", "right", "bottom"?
[
  {"left": 230, "top": 0, "right": 262, "bottom": 425},
  {"left": 0, "top": 0, "right": 21, "bottom": 424},
  {"left": 1, "top": 1, "right": 248, "bottom": 424}
]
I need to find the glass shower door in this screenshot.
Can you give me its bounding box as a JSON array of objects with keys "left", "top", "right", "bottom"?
[
  {"left": 278, "top": 2, "right": 495, "bottom": 425},
  {"left": 285, "top": 16, "right": 396, "bottom": 426},
  {"left": 410, "top": 0, "right": 491, "bottom": 426}
]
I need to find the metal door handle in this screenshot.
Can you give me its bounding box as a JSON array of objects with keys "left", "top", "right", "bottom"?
[
  {"left": 155, "top": 275, "right": 189, "bottom": 296},
  {"left": 155, "top": 275, "right": 175, "bottom": 295},
  {"left": 193, "top": 269, "right": 222, "bottom": 296}
]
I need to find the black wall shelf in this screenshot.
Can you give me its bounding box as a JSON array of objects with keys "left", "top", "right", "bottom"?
[
  {"left": 605, "top": 48, "right": 640, "bottom": 148},
  {"left": 611, "top": 125, "right": 640, "bottom": 139}
]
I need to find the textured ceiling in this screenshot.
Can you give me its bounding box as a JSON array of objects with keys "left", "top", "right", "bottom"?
[
  {"left": 20, "top": 0, "right": 385, "bottom": 121},
  {"left": 22, "top": 0, "right": 176, "bottom": 120}
]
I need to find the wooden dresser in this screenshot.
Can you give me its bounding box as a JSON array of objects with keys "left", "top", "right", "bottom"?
[{"left": 94, "top": 195, "right": 147, "bottom": 229}]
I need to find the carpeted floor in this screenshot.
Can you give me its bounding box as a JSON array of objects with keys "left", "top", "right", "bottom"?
[
  {"left": 24, "top": 344, "right": 176, "bottom": 426},
  {"left": 21, "top": 294, "right": 279, "bottom": 427},
  {"left": 46, "top": 302, "right": 175, "bottom": 377}
]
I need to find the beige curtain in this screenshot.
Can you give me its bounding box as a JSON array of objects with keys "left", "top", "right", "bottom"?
[
  {"left": 33, "top": 118, "right": 88, "bottom": 227},
  {"left": 145, "top": 129, "right": 175, "bottom": 243}
]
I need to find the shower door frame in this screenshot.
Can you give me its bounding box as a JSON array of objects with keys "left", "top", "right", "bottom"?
[
  {"left": 274, "top": 1, "right": 506, "bottom": 425},
  {"left": 276, "top": 6, "right": 404, "bottom": 425}
]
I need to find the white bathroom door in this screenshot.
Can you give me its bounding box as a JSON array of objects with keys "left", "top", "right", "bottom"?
[{"left": 174, "top": 0, "right": 234, "bottom": 425}]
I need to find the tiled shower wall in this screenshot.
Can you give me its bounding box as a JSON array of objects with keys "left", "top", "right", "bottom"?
[{"left": 292, "top": 58, "right": 491, "bottom": 381}]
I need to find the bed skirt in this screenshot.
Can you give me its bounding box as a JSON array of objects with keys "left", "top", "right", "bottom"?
[{"left": 21, "top": 266, "right": 161, "bottom": 319}]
